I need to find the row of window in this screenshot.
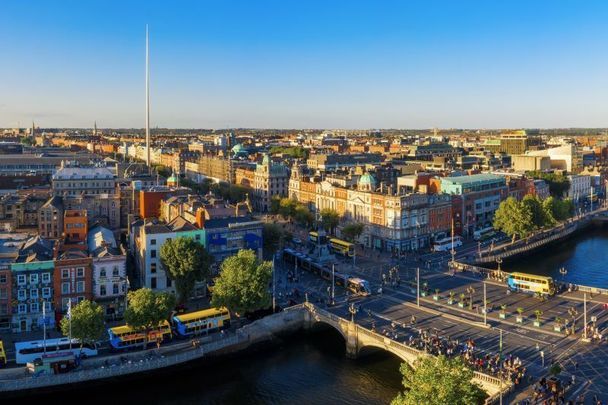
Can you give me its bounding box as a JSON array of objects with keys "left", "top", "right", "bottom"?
[
  {"left": 17, "top": 288, "right": 52, "bottom": 300},
  {"left": 99, "top": 283, "right": 123, "bottom": 296},
  {"left": 17, "top": 301, "right": 52, "bottom": 314},
  {"left": 17, "top": 273, "right": 52, "bottom": 285},
  {"left": 61, "top": 281, "right": 85, "bottom": 294},
  {"left": 61, "top": 268, "right": 85, "bottom": 279},
  {"left": 99, "top": 267, "right": 121, "bottom": 278}
]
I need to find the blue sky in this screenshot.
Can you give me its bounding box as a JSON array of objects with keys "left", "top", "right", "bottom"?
[{"left": 1, "top": 1, "right": 608, "bottom": 129}]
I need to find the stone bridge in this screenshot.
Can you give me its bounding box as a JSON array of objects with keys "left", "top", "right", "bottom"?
[{"left": 301, "top": 303, "right": 510, "bottom": 402}]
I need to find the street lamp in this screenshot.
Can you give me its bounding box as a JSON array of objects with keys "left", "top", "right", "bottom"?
[
  {"left": 559, "top": 267, "right": 568, "bottom": 282},
  {"left": 568, "top": 307, "right": 578, "bottom": 335},
  {"left": 348, "top": 303, "right": 357, "bottom": 322},
  {"left": 496, "top": 257, "right": 503, "bottom": 280},
  {"left": 466, "top": 286, "right": 476, "bottom": 310}
]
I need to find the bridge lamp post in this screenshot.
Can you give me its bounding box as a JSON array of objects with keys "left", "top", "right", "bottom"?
[
  {"left": 496, "top": 257, "right": 503, "bottom": 281},
  {"left": 348, "top": 303, "right": 357, "bottom": 323}
]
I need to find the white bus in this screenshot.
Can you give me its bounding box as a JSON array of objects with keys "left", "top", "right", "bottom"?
[
  {"left": 433, "top": 236, "right": 463, "bottom": 252},
  {"left": 15, "top": 337, "right": 98, "bottom": 365},
  {"left": 473, "top": 227, "right": 496, "bottom": 241}
]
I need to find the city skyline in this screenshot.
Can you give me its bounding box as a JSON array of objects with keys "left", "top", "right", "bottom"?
[{"left": 2, "top": 1, "right": 608, "bottom": 129}]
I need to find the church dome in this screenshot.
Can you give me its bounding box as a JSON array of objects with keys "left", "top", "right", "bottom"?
[{"left": 358, "top": 172, "right": 377, "bottom": 191}]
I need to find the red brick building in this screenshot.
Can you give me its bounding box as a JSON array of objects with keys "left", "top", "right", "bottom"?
[
  {"left": 0, "top": 267, "right": 11, "bottom": 329},
  {"left": 53, "top": 250, "right": 93, "bottom": 314}
]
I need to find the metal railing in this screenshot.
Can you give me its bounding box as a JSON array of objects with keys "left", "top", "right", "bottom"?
[{"left": 0, "top": 334, "right": 244, "bottom": 392}]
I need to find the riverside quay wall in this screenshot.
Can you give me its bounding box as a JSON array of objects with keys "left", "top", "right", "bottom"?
[{"left": 0, "top": 304, "right": 508, "bottom": 402}]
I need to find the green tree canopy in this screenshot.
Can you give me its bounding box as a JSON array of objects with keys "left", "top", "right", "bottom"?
[
  {"left": 320, "top": 208, "right": 341, "bottom": 234},
  {"left": 124, "top": 288, "right": 176, "bottom": 337},
  {"left": 392, "top": 355, "right": 487, "bottom": 405},
  {"left": 526, "top": 171, "right": 570, "bottom": 198},
  {"left": 269, "top": 146, "right": 309, "bottom": 159},
  {"left": 160, "top": 237, "right": 214, "bottom": 303},
  {"left": 543, "top": 196, "right": 574, "bottom": 221},
  {"left": 521, "top": 194, "right": 549, "bottom": 229},
  {"left": 269, "top": 196, "right": 282, "bottom": 214},
  {"left": 210, "top": 249, "right": 272, "bottom": 315},
  {"left": 493, "top": 197, "right": 534, "bottom": 240},
  {"left": 263, "top": 223, "right": 284, "bottom": 258},
  {"left": 60, "top": 300, "right": 105, "bottom": 348},
  {"left": 341, "top": 223, "right": 365, "bottom": 242},
  {"left": 294, "top": 205, "right": 314, "bottom": 227}
]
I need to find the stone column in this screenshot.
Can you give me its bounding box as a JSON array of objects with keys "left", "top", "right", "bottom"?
[{"left": 345, "top": 320, "right": 358, "bottom": 359}]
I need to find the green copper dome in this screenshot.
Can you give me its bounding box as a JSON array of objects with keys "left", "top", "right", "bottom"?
[{"left": 358, "top": 172, "right": 377, "bottom": 188}]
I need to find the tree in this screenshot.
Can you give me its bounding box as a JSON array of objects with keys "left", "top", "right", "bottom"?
[
  {"left": 543, "top": 196, "right": 574, "bottom": 222},
  {"left": 320, "top": 208, "right": 340, "bottom": 234},
  {"left": 493, "top": 197, "right": 534, "bottom": 241},
  {"left": 211, "top": 249, "right": 272, "bottom": 315},
  {"left": 527, "top": 171, "right": 570, "bottom": 198},
  {"left": 263, "top": 223, "right": 284, "bottom": 258},
  {"left": 341, "top": 223, "right": 365, "bottom": 242},
  {"left": 124, "top": 288, "right": 176, "bottom": 345},
  {"left": 269, "top": 196, "right": 281, "bottom": 214},
  {"left": 392, "top": 355, "right": 487, "bottom": 405},
  {"left": 294, "top": 205, "right": 314, "bottom": 227},
  {"left": 279, "top": 198, "right": 298, "bottom": 219},
  {"left": 521, "top": 195, "right": 548, "bottom": 229},
  {"left": 160, "top": 237, "right": 214, "bottom": 303},
  {"left": 60, "top": 300, "right": 105, "bottom": 350}
]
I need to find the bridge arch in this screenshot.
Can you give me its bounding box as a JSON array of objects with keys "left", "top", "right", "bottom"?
[
  {"left": 307, "top": 319, "right": 348, "bottom": 341},
  {"left": 357, "top": 343, "right": 411, "bottom": 364}
]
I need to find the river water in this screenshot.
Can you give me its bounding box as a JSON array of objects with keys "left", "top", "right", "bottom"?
[
  {"left": 43, "top": 327, "right": 402, "bottom": 405},
  {"left": 505, "top": 223, "right": 608, "bottom": 288}
]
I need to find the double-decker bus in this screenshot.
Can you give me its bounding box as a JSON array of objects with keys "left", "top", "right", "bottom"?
[
  {"left": 15, "top": 337, "right": 98, "bottom": 365},
  {"left": 506, "top": 272, "right": 555, "bottom": 296},
  {"left": 282, "top": 248, "right": 371, "bottom": 295},
  {"left": 107, "top": 320, "right": 172, "bottom": 351},
  {"left": 172, "top": 308, "right": 231, "bottom": 338},
  {"left": 0, "top": 340, "right": 6, "bottom": 367},
  {"left": 308, "top": 232, "right": 355, "bottom": 257},
  {"left": 329, "top": 238, "right": 355, "bottom": 257},
  {"left": 433, "top": 236, "right": 462, "bottom": 252}
]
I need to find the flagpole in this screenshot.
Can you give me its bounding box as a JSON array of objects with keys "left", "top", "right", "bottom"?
[
  {"left": 68, "top": 299, "right": 72, "bottom": 350},
  {"left": 42, "top": 300, "right": 47, "bottom": 354},
  {"left": 499, "top": 329, "right": 503, "bottom": 405}
]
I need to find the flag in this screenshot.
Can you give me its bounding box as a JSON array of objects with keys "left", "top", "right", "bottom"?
[{"left": 66, "top": 299, "right": 72, "bottom": 320}]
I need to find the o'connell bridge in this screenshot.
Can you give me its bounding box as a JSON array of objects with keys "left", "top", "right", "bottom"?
[{"left": 299, "top": 303, "right": 509, "bottom": 401}]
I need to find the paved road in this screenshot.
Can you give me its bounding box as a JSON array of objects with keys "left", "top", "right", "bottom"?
[{"left": 277, "top": 241, "right": 608, "bottom": 403}]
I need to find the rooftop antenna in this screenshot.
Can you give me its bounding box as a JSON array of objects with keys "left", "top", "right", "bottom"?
[{"left": 145, "top": 24, "right": 151, "bottom": 174}]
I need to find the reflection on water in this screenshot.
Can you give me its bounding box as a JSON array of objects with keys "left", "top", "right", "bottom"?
[
  {"left": 505, "top": 224, "right": 608, "bottom": 288},
  {"left": 40, "top": 327, "right": 402, "bottom": 405}
]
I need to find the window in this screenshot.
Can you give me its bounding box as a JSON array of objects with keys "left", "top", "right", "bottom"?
[
  {"left": 151, "top": 277, "right": 157, "bottom": 289},
  {"left": 62, "top": 269, "right": 69, "bottom": 279},
  {"left": 113, "top": 283, "right": 119, "bottom": 295},
  {"left": 42, "top": 287, "right": 51, "bottom": 298},
  {"left": 150, "top": 263, "right": 157, "bottom": 274},
  {"left": 195, "top": 234, "right": 201, "bottom": 241},
  {"left": 100, "top": 268, "right": 106, "bottom": 278},
  {"left": 76, "top": 281, "right": 85, "bottom": 293},
  {"left": 17, "top": 275, "right": 26, "bottom": 285},
  {"left": 0, "top": 303, "right": 7, "bottom": 315},
  {"left": 150, "top": 250, "right": 156, "bottom": 258},
  {"left": 77, "top": 268, "right": 85, "bottom": 278},
  {"left": 18, "top": 304, "right": 27, "bottom": 314},
  {"left": 62, "top": 282, "right": 70, "bottom": 294},
  {"left": 0, "top": 288, "right": 6, "bottom": 299},
  {"left": 151, "top": 239, "right": 157, "bottom": 245},
  {"left": 113, "top": 267, "right": 119, "bottom": 277},
  {"left": 77, "top": 296, "right": 84, "bottom": 303},
  {"left": 62, "top": 298, "right": 70, "bottom": 311},
  {"left": 42, "top": 273, "right": 51, "bottom": 283},
  {"left": 29, "top": 274, "right": 38, "bottom": 284},
  {"left": 18, "top": 289, "right": 26, "bottom": 300},
  {"left": 100, "top": 285, "right": 106, "bottom": 296},
  {"left": 30, "top": 303, "right": 39, "bottom": 313},
  {"left": 0, "top": 274, "right": 6, "bottom": 284},
  {"left": 30, "top": 289, "right": 38, "bottom": 299},
  {"left": 167, "top": 277, "right": 172, "bottom": 288},
  {"left": 44, "top": 301, "right": 52, "bottom": 312}
]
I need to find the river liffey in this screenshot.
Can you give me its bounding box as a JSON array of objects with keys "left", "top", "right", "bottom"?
[
  {"left": 38, "top": 327, "right": 402, "bottom": 405},
  {"left": 505, "top": 223, "right": 608, "bottom": 288}
]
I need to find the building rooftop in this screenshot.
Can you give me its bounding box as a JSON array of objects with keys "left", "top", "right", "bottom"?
[
  {"left": 53, "top": 166, "right": 114, "bottom": 180},
  {"left": 204, "top": 216, "right": 261, "bottom": 229},
  {"left": 440, "top": 173, "right": 504, "bottom": 185}
]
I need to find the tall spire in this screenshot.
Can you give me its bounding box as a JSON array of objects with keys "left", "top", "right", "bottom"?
[
  {"left": 145, "top": 24, "right": 151, "bottom": 174},
  {"left": 31, "top": 121, "right": 35, "bottom": 139},
  {"left": 94, "top": 121, "right": 97, "bottom": 137}
]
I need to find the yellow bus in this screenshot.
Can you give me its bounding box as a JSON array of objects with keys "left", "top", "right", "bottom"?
[
  {"left": 506, "top": 272, "right": 555, "bottom": 296},
  {"left": 107, "top": 320, "right": 172, "bottom": 350},
  {"left": 0, "top": 340, "right": 6, "bottom": 368},
  {"left": 172, "top": 307, "right": 231, "bottom": 338},
  {"left": 329, "top": 238, "right": 355, "bottom": 257}
]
